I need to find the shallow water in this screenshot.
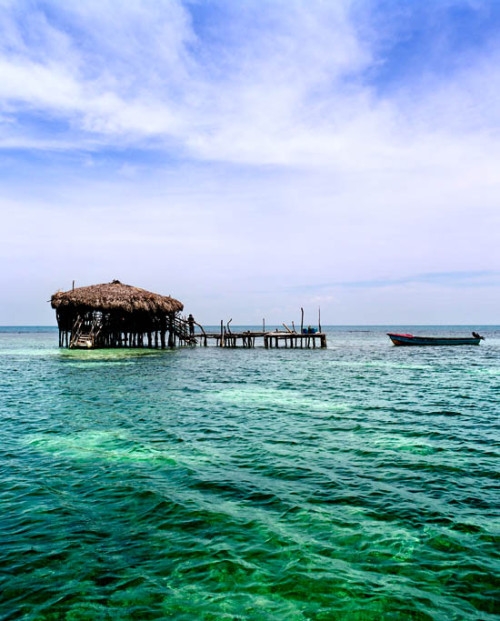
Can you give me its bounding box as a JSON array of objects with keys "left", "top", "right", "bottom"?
[{"left": 0, "top": 326, "right": 498, "bottom": 620}]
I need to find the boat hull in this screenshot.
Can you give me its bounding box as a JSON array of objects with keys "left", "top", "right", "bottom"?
[{"left": 387, "top": 333, "right": 481, "bottom": 346}]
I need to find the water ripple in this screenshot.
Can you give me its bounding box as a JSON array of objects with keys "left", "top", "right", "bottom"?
[{"left": 0, "top": 328, "right": 498, "bottom": 619}]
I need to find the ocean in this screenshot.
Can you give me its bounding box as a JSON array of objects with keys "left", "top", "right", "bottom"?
[{"left": 0, "top": 326, "right": 498, "bottom": 621}]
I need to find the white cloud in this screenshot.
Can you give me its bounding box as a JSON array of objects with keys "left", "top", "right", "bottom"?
[
  {"left": 1, "top": 0, "right": 499, "bottom": 169},
  {"left": 1, "top": 1, "right": 499, "bottom": 323}
]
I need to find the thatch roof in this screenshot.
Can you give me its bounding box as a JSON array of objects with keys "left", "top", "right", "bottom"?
[{"left": 51, "top": 280, "right": 183, "bottom": 314}]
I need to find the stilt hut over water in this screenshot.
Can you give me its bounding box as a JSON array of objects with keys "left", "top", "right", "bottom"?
[{"left": 51, "top": 280, "right": 186, "bottom": 349}]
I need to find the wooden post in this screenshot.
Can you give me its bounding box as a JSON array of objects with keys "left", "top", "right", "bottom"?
[
  {"left": 301, "top": 307, "right": 304, "bottom": 335},
  {"left": 168, "top": 315, "right": 175, "bottom": 347},
  {"left": 220, "top": 320, "right": 224, "bottom": 347}
]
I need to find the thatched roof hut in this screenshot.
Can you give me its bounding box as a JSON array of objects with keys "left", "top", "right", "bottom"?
[
  {"left": 51, "top": 280, "right": 183, "bottom": 315},
  {"left": 51, "top": 280, "right": 186, "bottom": 349}
]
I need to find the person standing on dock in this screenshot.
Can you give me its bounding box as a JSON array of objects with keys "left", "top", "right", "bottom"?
[{"left": 188, "top": 314, "right": 195, "bottom": 337}]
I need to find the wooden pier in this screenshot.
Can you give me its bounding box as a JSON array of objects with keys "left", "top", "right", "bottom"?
[
  {"left": 264, "top": 331, "right": 327, "bottom": 349},
  {"left": 196, "top": 330, "right": 265, "bottom": 348},
  {"left": 193, "top": 327, "right": 327, "bottom": 349}
]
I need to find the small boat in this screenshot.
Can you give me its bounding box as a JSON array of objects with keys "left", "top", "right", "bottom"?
[{"left": 387, "top": 332, "right": 484, "bottom": 346}]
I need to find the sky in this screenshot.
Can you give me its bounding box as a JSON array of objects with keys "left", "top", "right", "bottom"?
[{"left": 1, "top": 0, "right": 499, "bottom": 325}]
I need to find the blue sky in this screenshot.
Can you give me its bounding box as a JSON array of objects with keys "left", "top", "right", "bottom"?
[{"left": 1, "top": 0, "right": 499, "bottom": 325}]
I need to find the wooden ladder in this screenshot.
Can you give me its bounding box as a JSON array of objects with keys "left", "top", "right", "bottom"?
[
  {"left": 71, "top": 332, "right": 95, "bottom": 349},
  {"left": 69, "top": 315, "right": 101, "bottom": 349}
]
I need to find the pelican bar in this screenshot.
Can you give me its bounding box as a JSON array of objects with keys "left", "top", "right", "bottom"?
[
  {"left": 51, "top": 280, "right": 193, "bottom": 349},
  {"left": 51, "top": 280, "right": 327, "bottom": 350}
]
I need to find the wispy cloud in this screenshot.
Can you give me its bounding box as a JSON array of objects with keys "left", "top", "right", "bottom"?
[
  {"left": 1, "top": 1, "right": 499, "bottom": 323},
  {"left": 290, "top": 271, "right": 500, "bottom": 293},
  {"left": 2, "top": 0, "right": 499, "bottom": 164}
]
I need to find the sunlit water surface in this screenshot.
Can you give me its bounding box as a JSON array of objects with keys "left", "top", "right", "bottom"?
[{"left": 0, "top": 326, "right": 498, "bottom": 620}]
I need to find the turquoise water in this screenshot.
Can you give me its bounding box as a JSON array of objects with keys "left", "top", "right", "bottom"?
[{"left": 1, "top": 326, "right": 498, "bottom": 621}]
